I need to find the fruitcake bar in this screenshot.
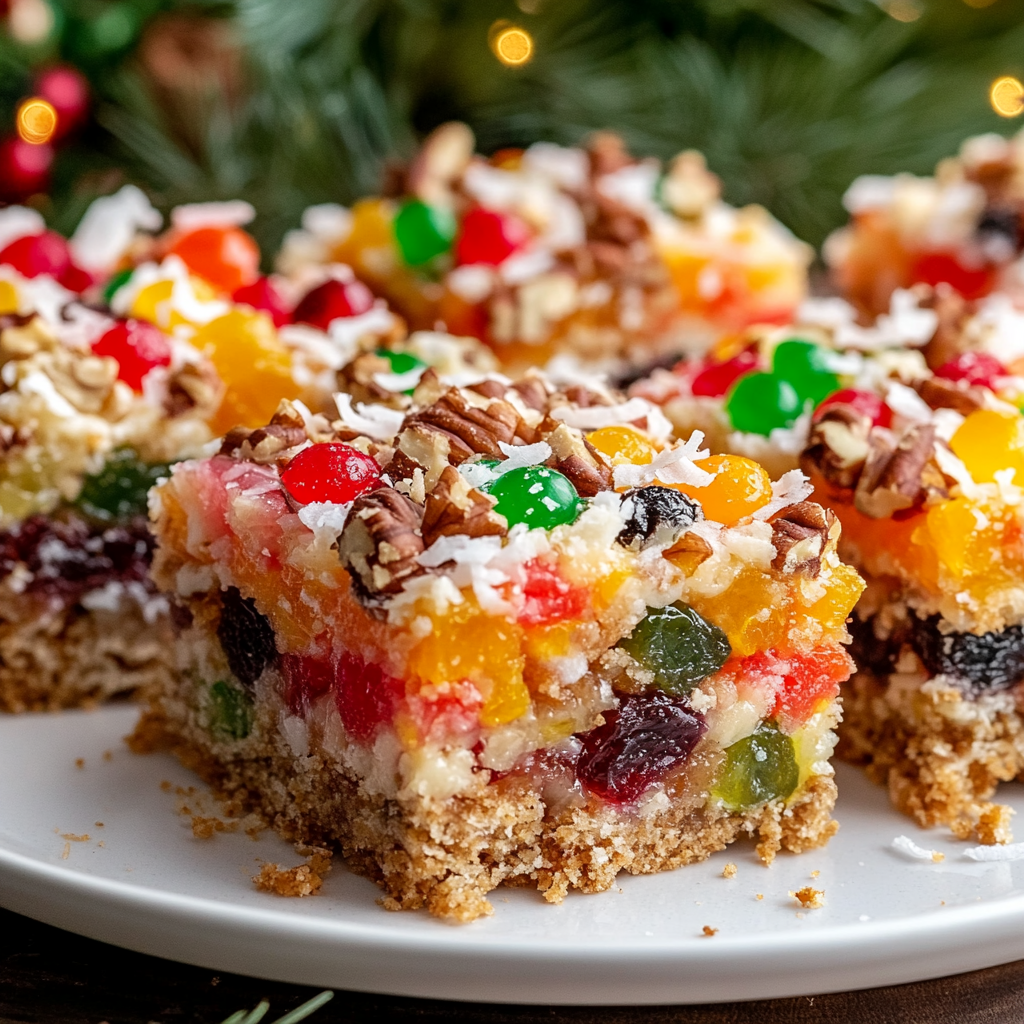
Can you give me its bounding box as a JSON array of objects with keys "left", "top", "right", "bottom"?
[
  {"left": 137, "top": 376, "right": 862, "bottom": 920},
  {"left": 276, "top": 122, "right": 811, "bottom": 373}
]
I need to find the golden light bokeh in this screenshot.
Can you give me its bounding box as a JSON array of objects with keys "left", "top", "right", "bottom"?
[
  {"left": 884, "top": 0, "right": 922, "bottom": 22},
  {"left": 991, "top": 76, "right": 1024, "bottom": 118},
  {"left": 492, "top": 25, "right": 534, "bottom": 67},
  {"left": 16, "top": 98, "right": 58, "bottom": 145}
]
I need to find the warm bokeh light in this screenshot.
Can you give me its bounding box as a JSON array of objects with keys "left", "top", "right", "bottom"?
[
  {"left": 492, "top": 25, "right": 534, "bottom": 66},
  {"left": 16, "top": 98, "right": 58, "bottom": 145},
  {"left": 885, "top": 0, "right": 922, "bottom": 21},
  {"left": 991, "top": 76, "right": 1024, "bottom": 118},
  {"left": 963, "top": 0, "right": 998, "bottom": 8}
]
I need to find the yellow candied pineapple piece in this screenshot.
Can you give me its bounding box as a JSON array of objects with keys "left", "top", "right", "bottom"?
[
  {"left": 921, "top": 497, "right": 980, "bottom": 578},
  {"left": 798, "top": 563, "right": 865, "bottom": 638},
  {"left": 129, "top": 276, "right": 220, "bottom": 331},
  {"left": 0, "top": 280, "right": 18, "bottom": 315},
  {"left": 693, "top": 568, "right": 790, "bottom": 656},
  {"left": 950, "top": 409, "right": 1024, "bottom": 486},
  {"left": 407, "top": 597, "right": 529, "bottom": 727},
  {"left": 331, "top": 198, "right": 395, "bottom": 272},
  {"left": 587, "top": 425, "right": 659, "bottom": 466},
  {"left": 672, "top": 454, "right": 772, "bottom": 527},
  {"left": 193, "top": 309, "right": 300, "bottom": 434}
]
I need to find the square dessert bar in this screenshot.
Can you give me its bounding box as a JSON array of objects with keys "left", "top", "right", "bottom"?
[
  {"left": 277, "top": 122, "right": 811, "bottom": 373},
  {"left": 140, "top": 374, "right": 862, "bottom": 920}
]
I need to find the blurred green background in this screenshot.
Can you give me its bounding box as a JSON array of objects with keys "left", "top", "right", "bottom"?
[{"left": 4, "top": 0, "right": 1024, "bottom": 254}]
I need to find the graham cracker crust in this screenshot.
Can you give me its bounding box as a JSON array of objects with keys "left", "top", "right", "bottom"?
[
  {"left": 133, "top": 703, "right": 839, "bottom": 923},
  {"left": 0, "top": 597, "right": 175, "bottom": 713},
  {"left": 839, "top": 671, "right": 1023, "bottom": 842}
]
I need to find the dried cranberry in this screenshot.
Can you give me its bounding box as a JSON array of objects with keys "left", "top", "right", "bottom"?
[
  {"left": 814, "top": 388, "right": 892, "bottom": 428},
  {"left": 334, "top": 650, "right": 404, "bottom": 743},
  {"left": 935, "top": 351, "right": 1006, "bottom": 390},
  {"left": 455, "top": 207, "right": 531, "bottom": 266},
  {"left": 281, "top": 653, "right": 334, "bottom": 714},
  {"left": 576, "top": 691, "right": 705, "bottom": 804},
  {"left": 292, "top": 278, "right": 374, "bottom": 330},
  {"left": 281, "top": 442, "right": 381, "bottom": 506},
  {"left": 232, "top": 276, "right": 291, "bottom": 327},
  {"left": 216, "top": 586, "right": 278, "bottom": 689},
  {"left": 690, "top": 349, "right": 760, "bottom": 398}
]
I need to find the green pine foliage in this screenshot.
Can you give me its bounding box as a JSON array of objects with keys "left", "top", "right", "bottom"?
[{"left": 5, "top": 0, "right": 1024, "bottom": 251}]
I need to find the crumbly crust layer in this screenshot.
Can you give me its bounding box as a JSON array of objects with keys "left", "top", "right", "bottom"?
[
  {"left": 133, "top": 702, "right": 838, "bottom": 922},
  {"left": 0, "top": 596, "right": 174, "bottom": 712},
  {"left": 838, "top": 670, "right": 1022, "bottom": 841}
]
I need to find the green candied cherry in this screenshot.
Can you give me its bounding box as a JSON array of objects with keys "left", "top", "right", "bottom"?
[
  {"left": 375, "top": 349, "right": 428, "bottom": 395},
  {"left": 393, "top": 199, "right": 457, "bottom": 266},
  {"left": 725, "top": 372, "right": 802, "bottom": 436},
  {"left": 488, "top": 466, "right": 583, "bottom": 530},
  {"left": 617, "top": 602, "right": 731, "bottom": 696},
  {"left": 207, "top": 680, "right": 254, "bottom": 741},
  {"left": 74, "top": 448, "right": 172, "bottom": 523},
  {"left": 771, "top": 338, "right": 841, "bottom": 406},
  {"left": 712, "top": 721, "right": 799, "bottom": 810}
]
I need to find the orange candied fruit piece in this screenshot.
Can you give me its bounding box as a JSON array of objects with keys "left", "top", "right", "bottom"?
[
  {"left": 950, "top": 409, "right": 1024, "bottom": 486},
  {"left": 0, "top": 280, "right": 17, "bottom": 315},
  {"left": 193, "top": 308, "right": 300, "bottom": 434},
  {"left": 331, "top": 198, "right": 395, "bottom": 269},
  {"left": 672, "top": 454, "right": 772, "bottom": 526},
  {"left": 798, "top": 562, "right": 865, "bottom": 638},
  {"left": 406, "top": 596, "right": 529, "bottom": 728},
  {"left": 693, "top": 568, "right": 790, "bottom": 656},
  {"left": 587, "top": 425, "right": 659, "bottom": 466},
  {"left": 167, "top": 226, "right": 260, "bottom": 295}
]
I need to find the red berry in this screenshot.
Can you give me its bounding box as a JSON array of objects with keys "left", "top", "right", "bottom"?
[
  {"left": 292, "top": 278, "right": 374, "bottom": 330},
  {"left": 517, "top": 559, "right": 588, "bottom": 626},
  {"left": 910, "top": 251, "right": 995, "bottom": 301},
  {"left": 335, "top": 650, "right": 405, "bottom": 743},
  {"left": 92, "top": 319, "right": 172, "bottom": 391},
  {"left": 281, "top": 442, "right": 381, "bottom": 506},
  {"left": 0, "top": 138, "right": 52, "bottom": 202},
  {"left": 168, "top": 226, "right": 260, "bottom": 294},
  {"left": 455, "top": 207, "right": 531, "bottom": 266},
  {"left": 34, "top": 66, "right": 90, "bottom": 141},
  {"left": 281, "top": 653, "right": 334, "bottom": 715},
  {"left": 0, "top": 230, "right": 70, "bottom": 280},
  {"left": 58, "top": 263, "right": 93, "bottom": 294},
  {"left": 935, "top": 351, "right": 1006, "bottom": 390},
  {"left": 690, "top": 349, "right": 761, "bottom": 398},
  {"left": 232, "top": 276, "right": 291, "bottom": 327},
  {"left": 576, "top": 691, "right": 706, "bottom": 804},
  {"left": 814, "top": 388, "right": 892, "bottom": 428}
]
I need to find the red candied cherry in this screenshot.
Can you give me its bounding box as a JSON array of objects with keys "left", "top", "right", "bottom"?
[
  {"left": 167, "top": 225, "right": 260, "bottom": 294},
  {"left": 281, "top": 653, "right": 334, "bottom": 715},
  {"left": 335, "top": 650, "right": 405, "bottom": 744},
  {"left": 455, "top": 207, "right": 531, "bottom": 266},
  {"left": 517, "top": 559, "right": 588, "bottom": 627},
  {"left": 935, "top": 351, "right": 1007, "bottom": 390},
  {"left": 690, "top": 348, "right": 760, "bottom": 398},
  {"left": 281, "top": 442, "right": 381, "bottom": 506},
  {"left": 0, "top": 230, "right": 71, "bottom": 280},
  {"left": 292, "top": 278, "right": 374, "bottom": 330},
  {"left": 232, "top": 276, "right": 291, "bottom": 327},
  {"left": 910, "top": 251, "right": 995, "bottom": 301},
  {"left": 92, "top": 319, "right": 172, "bottom": 391},
  {"left": 814, "top": 388, "right": 892, "bottom": 428}
]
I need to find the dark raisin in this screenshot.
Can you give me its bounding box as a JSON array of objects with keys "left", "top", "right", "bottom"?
[
  {"left": 617, "top": 602, "right": 731, "bottom": 695},
  {"left": 576, "top": 691, "right": 706, "bottom": 804},
  {"left": 847, "top": 613, "right": 901, "bottom": 678},
  {"left": 616, "top": 486, "right": 703, "bottom": 552},
  {"left": 909, "top": 613, "right": 1024, "bottom": 694},
  {"left": 216, "top": 587, "right": 278, "bottom": 689},
  {"left": 977, "top": 208, "right": 1022, "bottom": 252}
]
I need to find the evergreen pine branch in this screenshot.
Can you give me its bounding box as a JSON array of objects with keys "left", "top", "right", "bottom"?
[{"left": 218, "top": 989, "right": 333, "bottom": 1024}]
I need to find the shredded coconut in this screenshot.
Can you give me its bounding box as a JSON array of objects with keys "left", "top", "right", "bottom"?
[
  {"left": 892, "top": 835, "right": 945, "bottom": 862},
  {"left": 551, "top": 397, "right": 657, "bottom": 431},
  {"left": 495, "top": 440, "right": 552, "bottom": 475},
  {"left": 171, "top": 200, "right": 255, "bottom": 231},
  {"left": 372, "top": 366, "right": 425, "bottom": 392},
  {"left": 963, "top": 842, "right": 1024, "bottom": 862},
  {"left": 333, "top": 393, "right": 403, "bottom": 440},
  {"left": 70, "top": 186, "right": 162, "bottom": 272},
  {"left": 0, "top": 206, "right": 46, "bottom": 251},
  {"left": 297, "top": 501, "right": 352, "bottom": 541},
  {"left": 752, "top": 469, "right": 814, "bottom": 521},
  {"left": 885, "top": 381, "right": 934, "bottom": 425},
  {"left": 613, "top": 432, "right": 713, "bottom": 491}
]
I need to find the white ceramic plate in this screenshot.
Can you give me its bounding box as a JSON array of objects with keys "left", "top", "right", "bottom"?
[{"left": 1, "top": 706, "right": 1023, "bottom": 1005}]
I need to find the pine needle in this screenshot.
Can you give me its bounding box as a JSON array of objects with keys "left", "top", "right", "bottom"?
[{"left": 217, "top": 991, "right": 334, "bottom": 1024}]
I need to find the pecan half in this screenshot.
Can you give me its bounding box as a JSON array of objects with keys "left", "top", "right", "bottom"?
[
  {"left": 801, "top": 407, "right": 872, "bottom": 493},
  {"left": 338, "top": 488, "right": 424, "bottom": 600},
  {"left": 915, "top": 377, "right": 985, "bottom": 416},
  {"left": 854, "top": 424, "right": 948, "bottom": 519},
  {"left": 337, "top": 351, "right": 408, "bottom": 408},
  {"left": 420, "top": 465, "right": 506, "bottom": 546},
  {"left": 769, "top": 502, "right": 840, "bottom": 577},
  {"left": 400, "top": 388, "right": 519, "bottom": 465}
]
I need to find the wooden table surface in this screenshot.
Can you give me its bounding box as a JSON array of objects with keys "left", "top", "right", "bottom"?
[{"left": 1, "top": 907, "right": 1022, "bottom": 1024}]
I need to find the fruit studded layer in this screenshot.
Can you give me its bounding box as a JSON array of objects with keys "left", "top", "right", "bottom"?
[
  {"left": 140, "top": 378, "right": 863, "bottom": 920},
  {"left": 0, "top": 512, "right": 173, "bottom": 711}
]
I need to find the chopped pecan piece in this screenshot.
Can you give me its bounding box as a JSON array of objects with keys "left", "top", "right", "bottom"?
[
  {"left": 915, "top": 377, "right": 986, "bottom": 416},
  {"left": 165, "top": 361, "right": 223, "bottom": 418},
  {"left": 511, "top": 375, "right": 551, "bottom": 412},
  {"left": 420, "top": 465, "right": 506, "bottom": 546},
  {"left": 219, "top": 423, "right": 308, "bottom": 464},
  {"left": 407, "top": 121, "right": 474, "bottom": 207},
  {"left": 854, "top": 424, "right": 948, "bottom": 519},
  {"left": 401, "top": 388, "right": 519, "bottom": 464},
  {"left": 801, "top": 407, "right": 872, "bottom": 493},
  {"left": 542, "top": 423, "right": 612, "bottom": 497},
  {"left": 338, "top": 488, "right": 424, "bottom": 601},
  {"left": 663, "top": 529, "right": 713, "bottom": 572},
  {"left": 337, "top": 351, "right": 408, "bottom": 408},
  {"left": 917, "top": 286, "right": 973, "bottom": 371},
  {"left": 769, "top": 502, "right": 840, "bottom": 577}
]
